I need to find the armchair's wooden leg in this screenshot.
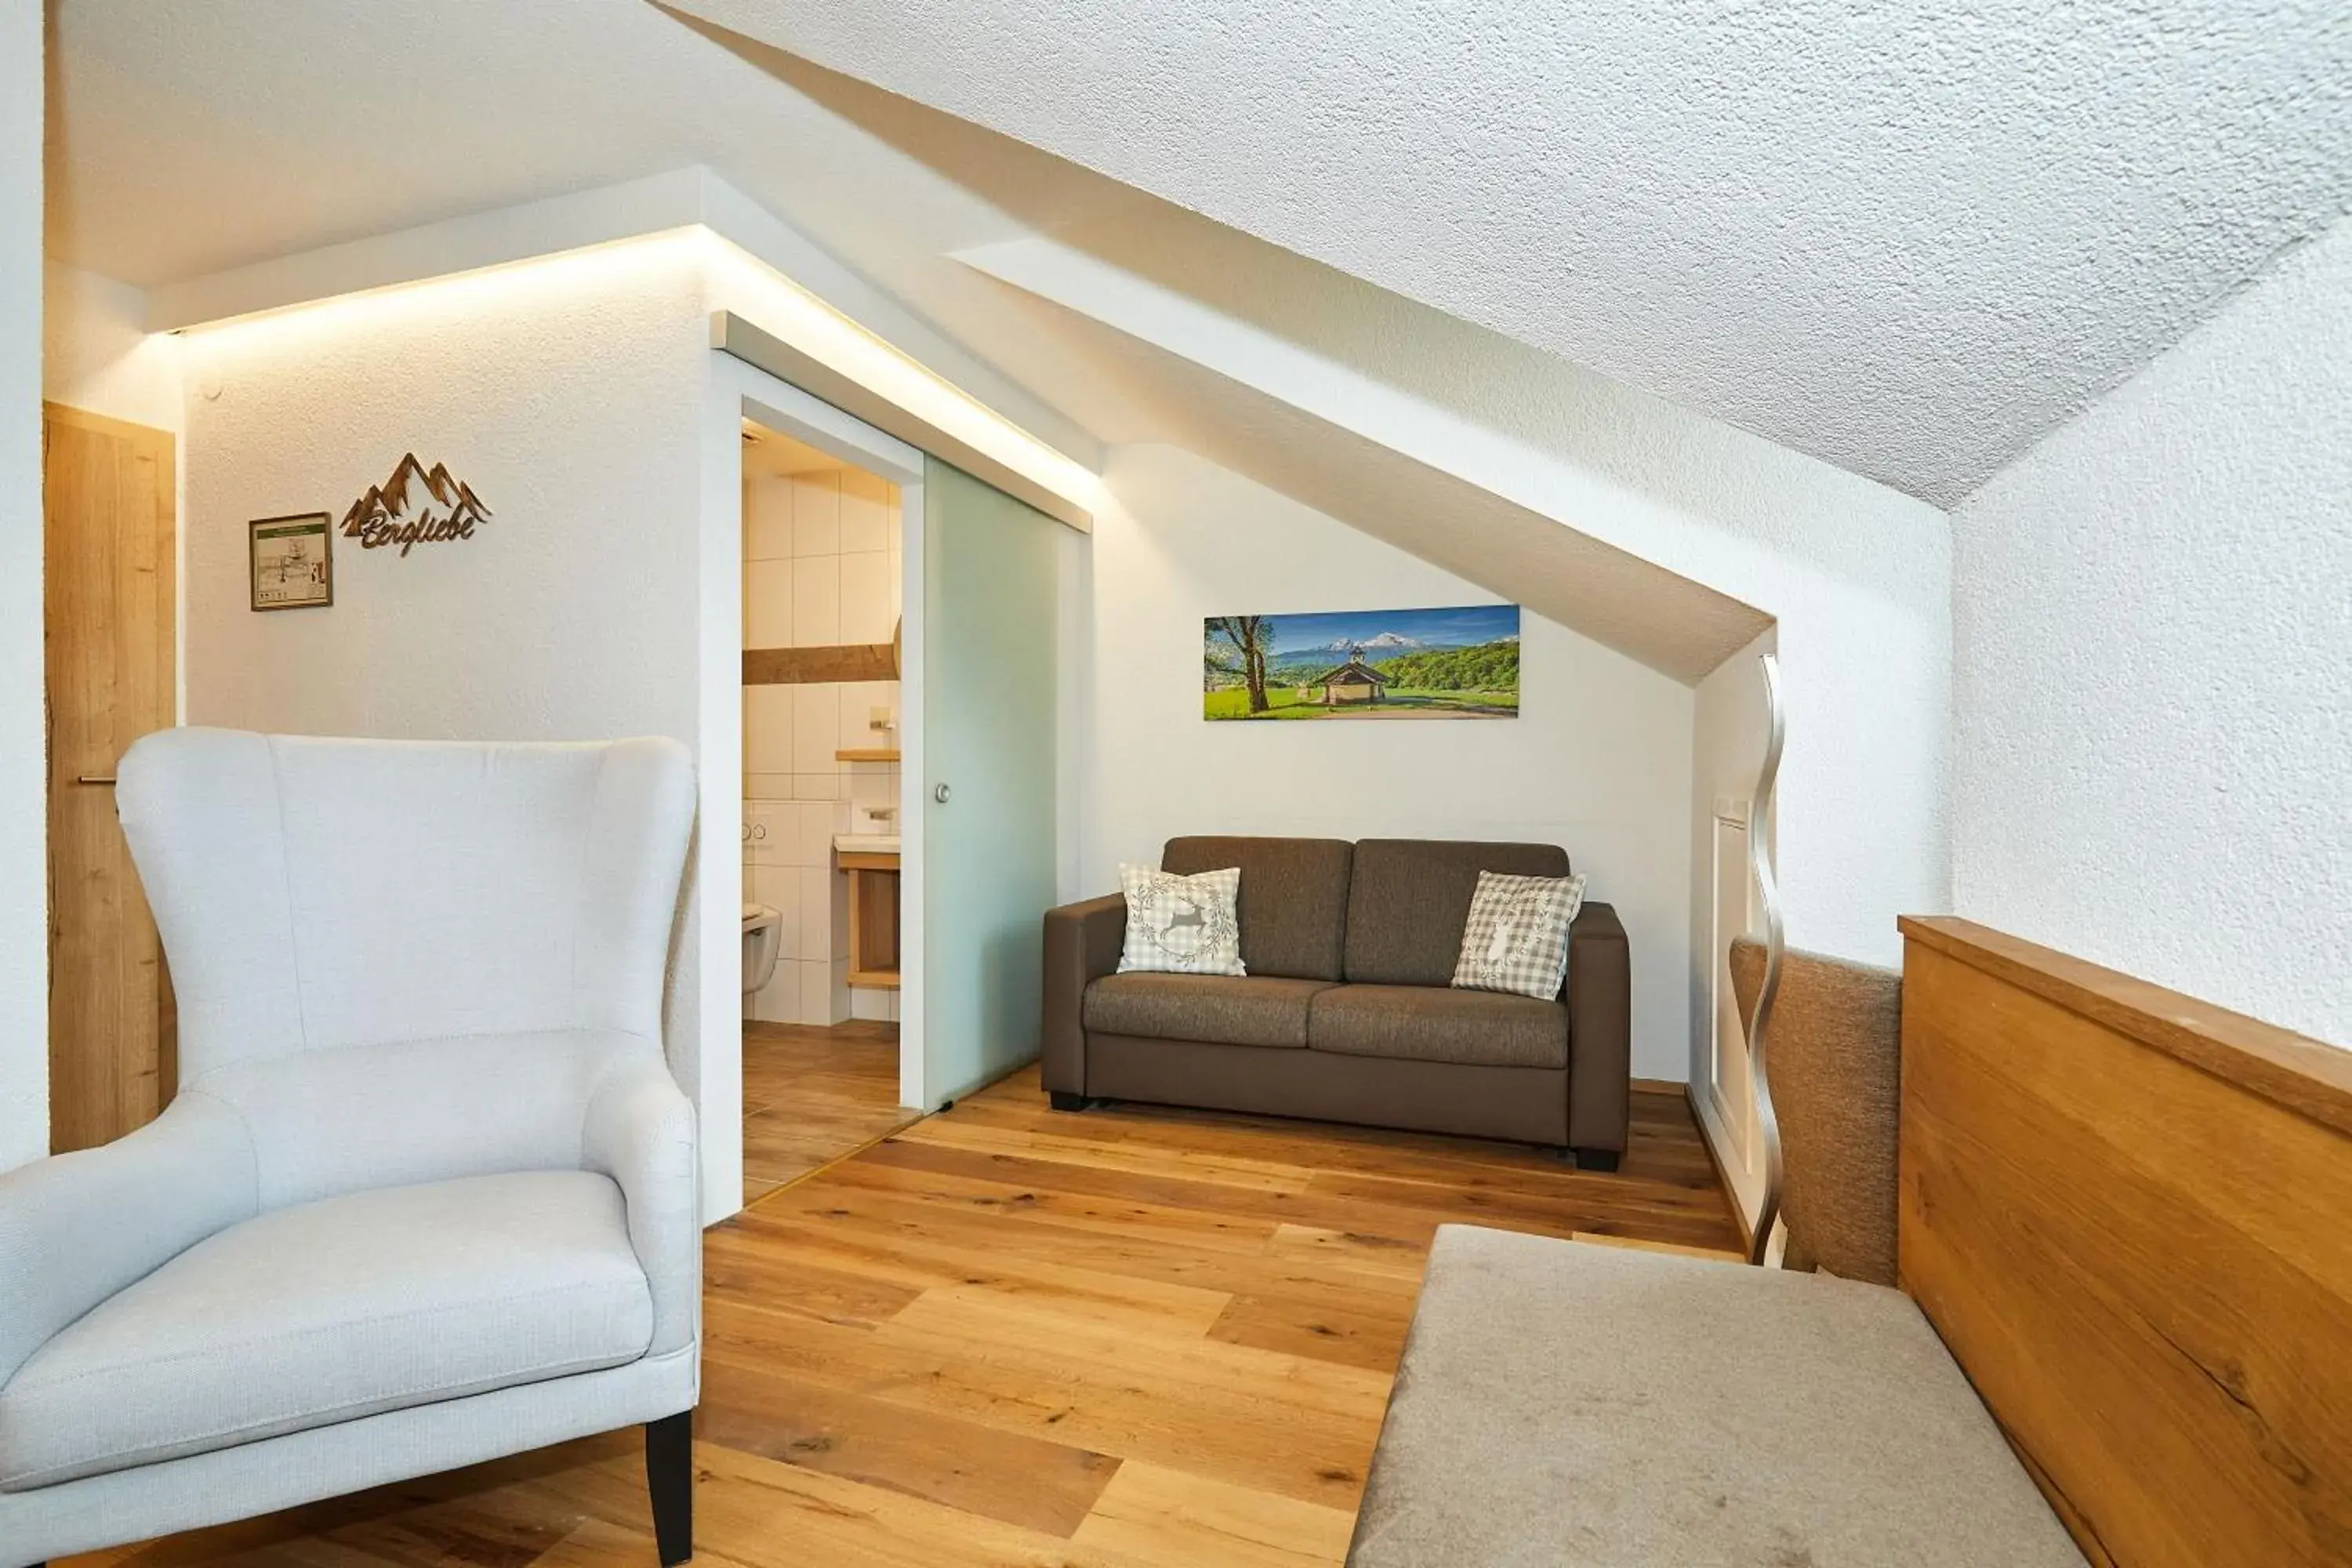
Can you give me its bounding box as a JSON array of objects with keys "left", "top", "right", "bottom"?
[
  {"left": 1048, "top": 1091, "right": 1090, "bottom": 1112},
  {"left": 1571, "top": 1146, "right": 1622, "bottom": 1173},
  {"left": 646, "top": 1410, "right": 694, "bottom": 1565}
]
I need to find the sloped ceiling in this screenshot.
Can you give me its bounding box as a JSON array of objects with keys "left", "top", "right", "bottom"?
[{"left": 663, "top": 0, "right": 2352, "bottom": 506}]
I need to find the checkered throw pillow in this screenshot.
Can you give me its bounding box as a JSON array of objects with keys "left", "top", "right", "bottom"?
[
  {"left": 1451, "top": 870, "right": 1588, "bottom": 1000},
  {"left": 1117, "top": 863, "right": 1247, "bottom": 976}
]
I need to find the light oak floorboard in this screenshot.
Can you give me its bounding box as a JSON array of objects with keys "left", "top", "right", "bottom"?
[
  {"left": 64, "top": 1069, "right": 1737, "bottom": 1566},
  {"left": 739, "top": 1021, "right": 920, "bottom": 1202}
]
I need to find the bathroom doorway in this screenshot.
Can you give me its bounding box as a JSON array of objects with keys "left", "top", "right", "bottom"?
[
  {"left": 737, "top": 418, "right": 920, "bottom": 1200},
  {"left": 700, "top": 343, "right": 1073, "bottom": 1221}
]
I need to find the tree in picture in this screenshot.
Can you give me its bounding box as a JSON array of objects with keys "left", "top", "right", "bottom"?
[{"left": 1207, "top": 615, "right": 1275, "bottom": 715}]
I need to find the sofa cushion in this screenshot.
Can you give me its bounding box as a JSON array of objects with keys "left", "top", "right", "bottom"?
[
  {"left": 1163, "top": 836, "right": 1353, "bottom": 981},
  {"left": 1085, "top": 972, "right": 1332, "bottom": 1048},
  {"left": 1348, "top": 1226, "right": 2085, "bottom": 1567},
  {"left": 1345, "top": 840, "right": 1570, "bottom": 986},
  {"left": 0, "top": 1171, "right": 653, "bottom": 1492},
  {"left": 1308, "top": 984, "right": 1569, "bottom": 1070}
]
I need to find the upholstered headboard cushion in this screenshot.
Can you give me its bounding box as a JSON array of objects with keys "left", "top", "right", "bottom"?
[
  {"left": 1345, "top": 840, "right": 1571, "bottom": 989},
  {"left": 1730, "top": 937, "right": 1902, "bottom": 1286},
  {"left": 1161, "top": 836, "right": 1354, "bottom": 982}
]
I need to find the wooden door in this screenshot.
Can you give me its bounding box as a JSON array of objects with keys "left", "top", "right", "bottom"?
[{"left": 43, "top": 402, "right": 176, "bottom": 1152}]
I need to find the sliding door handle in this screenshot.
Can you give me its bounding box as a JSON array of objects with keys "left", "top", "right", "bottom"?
[{"left": 75, "top": 775, "right": 117, "bottom": 786}]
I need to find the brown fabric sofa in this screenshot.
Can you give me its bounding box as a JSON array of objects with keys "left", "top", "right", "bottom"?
[{"left": 1040, "top": 836, "right": 1632, "bottom": 1168}]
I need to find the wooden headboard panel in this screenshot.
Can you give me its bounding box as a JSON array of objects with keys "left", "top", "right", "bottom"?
[{"left": 1897, "top": 916, "right": 2352, "bottom": 1568}]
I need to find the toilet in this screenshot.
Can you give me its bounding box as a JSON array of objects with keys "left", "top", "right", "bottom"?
[{"left": 742, "top": 903, "right": 782, "bottom": 997}]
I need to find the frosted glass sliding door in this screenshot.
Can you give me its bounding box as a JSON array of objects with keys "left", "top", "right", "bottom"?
[{"left": 919, "top": 458, "right": 1060, "bottom": 1104}]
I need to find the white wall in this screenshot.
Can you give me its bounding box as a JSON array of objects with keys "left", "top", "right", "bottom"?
[
  {"left": 0, "top": 0, "right": 44, "bottom": 1170},
  {"left": 958, "top": 236, "right": 1951, "bottom": 978},
  {"left": 1952, "top": 216, "right": 2352, "bottom": 1047},
  {"left": 1086, "top": 445, "right": 1697, "bottom": 1081},
  {"left": 162, "top": 216, "right": 1095, "bottom": 1215},
  {"left": 179, "top": 234, "right": 717, "bottom": 1172},
  {"left": 42, "top": 263, "right": 183, "bottom": 434}
]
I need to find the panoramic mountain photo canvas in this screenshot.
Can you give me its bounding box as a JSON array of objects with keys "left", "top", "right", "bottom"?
[{"left": 1203, "top": 604, "right": 1521, "bottom": 720}]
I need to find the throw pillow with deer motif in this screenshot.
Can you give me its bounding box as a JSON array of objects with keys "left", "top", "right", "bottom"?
[
  {"left": 1116, "top": 864, "right": 1247, "bottom": 977},
  {"left": 1451, "top": 870, "right": 1588, "bottom": 1000}
]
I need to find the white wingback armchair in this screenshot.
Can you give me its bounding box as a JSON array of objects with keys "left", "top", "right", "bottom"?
[{"left": 0, "top": 730, "right": 701, "bottom": 1566}]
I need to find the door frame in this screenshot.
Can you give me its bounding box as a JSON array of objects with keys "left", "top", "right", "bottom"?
[{"left": 701, "top": 351, "right": 927, "bottom": 1221}]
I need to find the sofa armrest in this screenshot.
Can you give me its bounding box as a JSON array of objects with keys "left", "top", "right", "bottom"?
[
  {"left": 0, "top": 1092, "right": 258, "bottom": 1386},
  {"left": 1566, "top": 901, "right": 1632, "bottom": 1156},
  {"left": 582, "top": 1054, "right": 701, "bottom": 1360},
  {"left": 1042, "top": 893, "right": 1127, "bottom": 1095}
]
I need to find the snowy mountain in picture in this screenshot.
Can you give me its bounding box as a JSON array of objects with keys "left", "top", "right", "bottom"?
[{"left": 1298, "top": 630, "right": 1432, "bottom": 655}]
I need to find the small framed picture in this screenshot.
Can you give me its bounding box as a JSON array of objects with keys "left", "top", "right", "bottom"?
[{"left": 249, "top": 513, "right": 334, "bottom": 611}]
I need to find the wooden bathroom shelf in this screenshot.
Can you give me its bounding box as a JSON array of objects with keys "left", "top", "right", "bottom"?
[
  {"left": 844, "top": 856, "right": 902, "bottom": 989},
  {"left": 836, "top": 748, "right": 901, "bottom": 763}
]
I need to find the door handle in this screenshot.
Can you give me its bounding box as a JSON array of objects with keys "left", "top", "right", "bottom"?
[
  {"left": 934, "top": 782, "right": 951, "bottom": 804},
  {"left": 76, "top": 775, "right": 117, "bottom": 786}
]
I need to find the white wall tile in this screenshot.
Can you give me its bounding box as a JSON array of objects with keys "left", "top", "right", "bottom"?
[
  {"left": 836, "top": 681, "right": 887, "bottom": 750},
  {"left": 746, "top": 557, "right": 794, "bottom": 648},
  {"left": 839, "top": 467, "right": 891, "bottom": 553},
  {"left": 800, "top": 958, "right": 842, "bottom": 1025},
  {"left": 839, "top": 551, "right": 893, "bottom": 644},
  {"left": 797, "top": 866, "right": 833, "bottom": 963},
  {"left": 851, "top": 985, "right": 892, "bottom": 1021},
  {"left": 763, "top": 960, "right": 802, "bottom": 1025},
  {"left": 746, "top": 771, "right": 793, "bottom": 800},
  {"left": 790, "top": 555, "right": 840, "bottom": 647},
  {"left": 744, "top": 684, "right": 795, "bottom": 775},
  {"left": 748, "top": 974, "right": 797, "bottom": 1025},
  {"left": 794, "top": 800, "right": 835, "bottom": 866},
  {"left": 742, "top": 801, "right": 792, "bottom": 865},
  {"left": 790, "top": 472, "right": 841, "bottom": 557},
  {"left": 745, "top": 869, "right": 800, "bottom": 975},
  {"left": 791, "top": 771, "right": 839, "bottom": 800},
  {"left": 746, "top": 474, "right": 794, "bottom": 561},
  {"left": 743, "top": 884, "right": 800, "bottom": 1024},
  {"left": 793, "top": 683, "right": 840, "bottom": 771}
]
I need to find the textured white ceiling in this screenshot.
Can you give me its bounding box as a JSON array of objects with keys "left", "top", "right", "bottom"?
[
  {"left": 668, "top": 0, "right": 2352, "bottom": 504},
  {"left": 52, "top": 0, "right": 2352, "bottom": 507}
]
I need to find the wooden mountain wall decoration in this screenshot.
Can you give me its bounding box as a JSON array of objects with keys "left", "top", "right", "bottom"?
[{"left": 342, "top": 454, "right": 492, "bottom": 556}]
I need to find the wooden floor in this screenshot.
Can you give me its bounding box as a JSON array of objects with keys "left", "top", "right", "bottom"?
[
  {"left": 66, "top": 1072, "right": 1738, "bottom": 1568},
  {"left": 740, "top": 1021, "right": 921, "bottom": 1203}
]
